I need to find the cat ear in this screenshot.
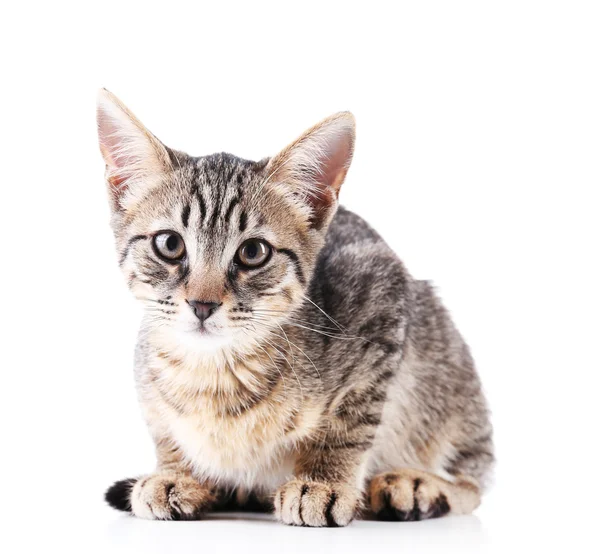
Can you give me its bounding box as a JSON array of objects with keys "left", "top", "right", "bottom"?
[
  {"left": 96, "top": 89, "right": 172, "bottom": 211},
  {"left": 266, "top": 112, "right": 355, "bottom": 229}
]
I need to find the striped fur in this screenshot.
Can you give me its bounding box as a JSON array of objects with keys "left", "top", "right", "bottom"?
[{"left": 97, "top": 90, "right": 493, "bottom": 526}]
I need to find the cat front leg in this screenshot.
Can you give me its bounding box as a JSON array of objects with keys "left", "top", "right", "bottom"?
[
  {"left": 274, "top": 367, "right": 389, "bottom": 527},
  {"left": 127, "top": 471, "right": 217, "bottom": 520},
  {"left": 275, "top": 478, "right": 360, "bottom": 527},
  {"left": 275, "top": 440, "right": 371, "bottom": 527},
  {"left": 105, "top": 439, "right": 218, "bottom": 520}
]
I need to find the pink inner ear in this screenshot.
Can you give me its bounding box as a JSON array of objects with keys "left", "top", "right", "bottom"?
[
  {"left": 98, "top": 112, "right": 124, "bottom": 168},
  {"left": 304, "top": 131, "right": 353, "bottom": 229},
  {"left": 97, "top": 107, "right": 147, "bottom": 196},
  {"left": 98, "top": 144, "right": 127, "bottom": 191},
  {"left": 98, "top": 117, "right": 127, "bottom": 195},
  {"left": 97, "top": 90, "right": 172, "bottom": 211},
  {"left": 320, "top": 132, "right": 353, "bottom": 196}
]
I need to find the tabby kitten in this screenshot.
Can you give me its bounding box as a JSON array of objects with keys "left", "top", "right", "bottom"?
[{"left": 98, "top": 89, "right": 493, "bottom": 526}]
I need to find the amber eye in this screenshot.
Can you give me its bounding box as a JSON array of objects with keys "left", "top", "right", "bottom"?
[
  {"left": 153, "top": 231, "right": 186, "bottom": 261},
  {"left": 236, "top": 239, "right": 271, "bottom": 268}
]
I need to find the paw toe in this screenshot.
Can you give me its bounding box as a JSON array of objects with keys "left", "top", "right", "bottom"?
[
  {"left": 275, "top": 480, "right": 356, "bottom": 527},
  {"left": 130, "top": 473, "right": 213, "bottom": 520},
  {"left": 370, "top": 471, "right": 451, "bottom": 522}
]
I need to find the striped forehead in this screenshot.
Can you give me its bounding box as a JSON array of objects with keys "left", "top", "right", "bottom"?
[{"left": 177, "top": 153, "right": 261, "bottom": 257}]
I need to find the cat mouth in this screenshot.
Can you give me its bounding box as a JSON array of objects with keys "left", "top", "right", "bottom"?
[
  {"left": 195, "top": 325, "right": 211, "bottom": 335},
  {"left": 192, "top": 323, "right": 224, "bottom": 337},
  {"left": 181, "top": 325, "right": 235, "bottom": 352}
]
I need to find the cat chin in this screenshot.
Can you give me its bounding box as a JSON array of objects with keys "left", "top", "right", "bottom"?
[{"left": 176, "top": 328, "right": 236, "bottom": 354}]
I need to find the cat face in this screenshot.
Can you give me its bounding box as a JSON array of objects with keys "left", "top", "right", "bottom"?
[{"left": 97, "top": 90, "right": 355, "bottom": 356}]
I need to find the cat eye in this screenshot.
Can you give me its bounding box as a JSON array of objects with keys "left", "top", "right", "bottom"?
[
  {"left": 153, "top": 231, "right": 186, "bottom": 262},
  {"left": 236, "top": 239, "right": 271, "bottom": 268}
]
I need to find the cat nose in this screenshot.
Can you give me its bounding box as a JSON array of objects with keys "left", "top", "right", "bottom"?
[{"left": 186, "top": 300, "right": 221, "bottom": 323}]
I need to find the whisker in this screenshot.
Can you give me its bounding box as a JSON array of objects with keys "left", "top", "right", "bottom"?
[
  {"left": 251, "top": 314, "right": 364, "bottom": 342},
  {"left": 241, "top": 328, "right": 289, "bottom": 398},
  {"left": 273, "top": 326, "right": 322, "bottom": 381},
  {"left": 140, "top": 298, "right": 176, "bottom": 307},
  {"left": 144, "top": 307, "right": 177, "bottom": 316},
  {"left": 301, "top": 294, "right": 348, "bottom": 334},
  {"left": 275, "top": 322, "right": 296, "bottom": 377},
  {"left": 252, "top": 311, "right": 339, "bottom": 331},
  {"left": 253, "top": 326, "right": 304, "bottom": 401},
  {"left": 279, "top": 321, "right": 367, "bottom": 342},
  {"left": 247, "top": 318, "right": 323, "bottom": 382}
]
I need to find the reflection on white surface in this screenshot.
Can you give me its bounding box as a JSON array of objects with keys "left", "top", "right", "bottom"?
[{"left": 99, "top": 511, "right": 487, "bottom": 554}]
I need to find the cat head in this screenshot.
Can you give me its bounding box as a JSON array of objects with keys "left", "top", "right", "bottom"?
[{"left": 97, "top": 89, "right": 354, "bottom": 357}]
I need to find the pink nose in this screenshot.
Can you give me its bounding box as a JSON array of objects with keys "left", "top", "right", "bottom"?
[{"left": 186, "top": 300, "right": 221, "bottom": 323}]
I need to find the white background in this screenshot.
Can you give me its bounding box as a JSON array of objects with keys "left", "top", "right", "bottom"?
[{"left": 2, "top": 1, "right": 599, "bottom": 552}]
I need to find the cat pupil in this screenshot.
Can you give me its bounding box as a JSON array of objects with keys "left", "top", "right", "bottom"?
[
  {"left": 166, "top": 235, "right": 178, "bottom": 251},
  {"left": 247, "top": 243, "right": 258, "bottom": 258}
]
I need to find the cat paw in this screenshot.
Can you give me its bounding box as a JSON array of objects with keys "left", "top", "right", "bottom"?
[
  {"left": 369, "top": 469, "right": 451, "bottom": 522},
  {"left": 106, "top": 472, "right": 216, "bottom": 520},
  {"left": 274, "top": 479, "right": 358, "bottom": 527}
]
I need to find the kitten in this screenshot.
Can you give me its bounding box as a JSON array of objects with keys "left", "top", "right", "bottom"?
[{"left": 98, "top": 89, "right": 493, "bottom": 526}]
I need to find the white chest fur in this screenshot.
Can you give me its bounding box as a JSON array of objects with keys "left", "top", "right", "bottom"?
[
  {"left": 167, "top": 410, "right": 296, "bottom": 490},
  {"left": 150, "top": 382, "right": 324, "bottom": 492},
  {"left": 142, "top": 342, "right": 325, "bottom": 491}
]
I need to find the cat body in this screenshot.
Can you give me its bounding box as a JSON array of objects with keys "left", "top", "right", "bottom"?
[{"left": 98, "top": 90, "right": 493, "bottom": 526}]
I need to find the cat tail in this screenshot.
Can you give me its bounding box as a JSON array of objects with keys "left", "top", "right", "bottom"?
[{"left": 104, "top": 478, "right": 138, "bottom": 512}]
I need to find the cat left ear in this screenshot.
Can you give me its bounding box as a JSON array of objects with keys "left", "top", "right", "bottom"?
[
  {"left": 96, "top": 89, "right": 172, "bottom": 211},
  {"left": 266, "top": 112, "right": 355, "bottom": 229}
]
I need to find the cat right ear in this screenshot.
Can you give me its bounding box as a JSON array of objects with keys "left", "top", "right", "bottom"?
[
  {"left": 96, "top": 89, "right": 172, "bottom": 211},
  {"left": 265, "top": 112, "right": 355, "bottom": 230}
]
